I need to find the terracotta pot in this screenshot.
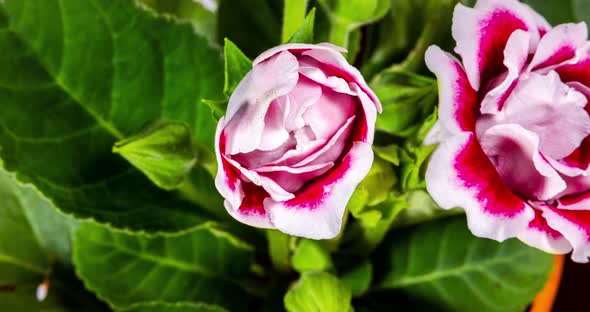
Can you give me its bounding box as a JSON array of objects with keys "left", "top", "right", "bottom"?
[{"left": 530, "top": 255, "right": 565, "bottom": 312}]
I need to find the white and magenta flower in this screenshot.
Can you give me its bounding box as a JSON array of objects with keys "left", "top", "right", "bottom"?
[
  {"left": 215, "top": 43, "right": 381, "bottom": 239},
  {"left": 425, "top": 0, "right": 590, "bottom": 262}
]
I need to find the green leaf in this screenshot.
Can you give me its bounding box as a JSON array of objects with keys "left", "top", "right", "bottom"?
[
  {"left": 318, "top": 0, "right": 389, "bottom": 60},
  {"left": 0, "top": 0, "right": 223, "bottom": 232},
  {"left": 340, "top": 260, "right": 372, "bottom": 298},
  {"left": 371, "top": 70, "right": 437, "bottom": 138},
  {"left": 0, "top": 169, "right": 76, "bottom": 264},
  {"left": 284, "top": 272, "right": 352, "bottom": 312},
  {"left": 217, "top": 0, "right": 283, "bottom": 58},
  {"left": 377, "top": 217, "right": 554, "bottom": 312},
  {"left": 373, "top": 144, "right": 401, "bottom": 166},
  {"left": 73, "top": 222, "right": 255, "bottom": 311},
  {"left": 139, "top": 0, "right": 218, "bottom": 44},
  {"left": 399, "top": 143, "right": 437, "bottom": 191},
  {"left": 282, "top": 0, "right": 309, "bottom": 43},
  {"left": 0, "top": 169, "right": 107, "bottom": 311},
  {"left": 224, "top": 38, "right": 253, "bottom": 96},
  {"left": 348, "top": 156, "right": 396, "bottom": 227},
  {"left": 113, "top": 121, "right": 197, "bottom": 191},
  {"left": 391, "top": 190, "right": 463, "bottom": 228},
  {"left": 287, "top": 8, "right": 316, "bottom": 44},
  {"left": 292, "top": 239, "right": 333, "bottom": 273},
  {"left": 119, "top": 301, "right": 228, "bottom": 312}
]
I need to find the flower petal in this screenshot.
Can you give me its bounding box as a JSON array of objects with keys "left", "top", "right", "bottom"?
[
  {"left": 285, "top": 77, "right": 322, "bottom": 131},
  {"left": 499, "top": 71, "right": 590, "bottom": 159},
  {"left": 557, "top": 57, "right": 590, "bottom": 89},
  {"left": 291, "top": 116, "right": 355, "bottom": 167},
  {"left": 255, "top": 162, "right": 334, "bottom": 193},
  {"left": 479, "top": 30, "right": 530, "bottom": 114},
  {"left": 517, "top": 207, "right": 572, "bottom": 254},
  {"left": 215, "top": 118, "right": 244, "bottom": 209},
  {"left": 350, "top": 83, "right": 377, "bottom": 144},
  {"left": 265, "top": 142, "right": 373, "bottom": 239},
  {"left": 224, "top": 51, "right": 299, "bottom": 155},
  {"left": 558, "top": 191, "right": 590, "bottom": 210},
  {"left": 540, "top": 204, "right": 590, "bottom": 262},
  {"left": 479, "top": 124, "right": 566, "bottom": 201},
  {"left": 425, "top": 46, "right": 478, "bottom": 135},
  {"left": 300, "top": 46, "right": 382, "bottom": 112},
  {"left": 223, "top": 155, "right": 294, "bottom": 202},
  {"left": 529, "top": 22, "right": 588, "bottom": 72},
  {"left": 224, "top": 183, "right": 274, "bottom": 229},
  {"left": 452, "top": 0, "right": 540, "bottom": 90},
  {"left": 426, "top": 132, "right": 534, "bottom": 241},
  {"left": 303, "top": 86, "right": 357, "bottom": 140}
]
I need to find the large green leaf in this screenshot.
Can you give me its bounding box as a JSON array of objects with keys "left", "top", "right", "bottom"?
[
  {"left": 140, "top": 0, "right": 218, "bottom": 44},
  {"left": 0, "top": 0, "right": 224, "bottom": 232},
  {"left": 0, "top": 169, "right": 107, "bottom": 311},
  {"left": 73, "top": 222, "right": 255, "bottom": 311},
  {"left": 119, "top": 301, "right": 227, "bottom": 312},
  {"left": 376, "top": 217, "right": 553, "bottom": 312}
]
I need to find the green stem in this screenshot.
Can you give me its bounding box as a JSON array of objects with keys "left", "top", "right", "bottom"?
[
  {"left": 328, "top": 17, "right": 351, "bottom": 48},
  {"left": 266, "top": 230, "right": 292, "bottom": 273},
  {"left": 282, "top": 0, "right": 308, "bottom": 43}
]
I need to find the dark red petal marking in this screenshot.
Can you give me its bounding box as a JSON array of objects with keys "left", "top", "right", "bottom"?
[
  {"left": 478, "top": 10, "right": 528, "bottom": 87},
  {"left": 529, "top": 208, "right": 563, "bottom": 239},
  {"left": 283, "top": 151, "right": 352, "bottom": 210},
  {"left": 563, "top": 136, "right": 590, "bottom": 170},
  {"left": 238, "top": 182, "right": 268, "bottom": 216},
  {"left": 220, "top": 133, "right": 240, "bottom": 191},
  {"left": 558, "top": 190, "right": 590, "bottom": 207},
  {"left": 454, "top": 134, "right": 526, "bottom": 217},
  {"left": 556, "top": 58, "right": 590, "bottom": 87},
  {"left": 546, "top": 205, "right": 590, "bottom": 240},
  {"left": 452, "top": 61, "right": 479, "bottom": 131},
  {"left": 532, "top": 46, "right": 576, "bottom": 71}
]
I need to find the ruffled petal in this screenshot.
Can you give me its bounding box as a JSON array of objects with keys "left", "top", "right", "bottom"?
[
  {"left": 540, "top": 204, "right": 590, "bottom": 262},
  {"left": 529, "top": 22, "right": 587, "bottom": 72},
  {"left": 499, "top": 71, "right": 590, "bottom": 159},
  {"left": 224, "top": 51, "right": 299, "bottom": 155},
  {"left": 479, "top": 30, "right": 530, "bottom": 114},
  {"left": 517, "top": 207, "right": 572, "bottom": 254},
  {"left": 479, "top": 124, "right": 566, "bottom": 201},
  {"left": 558, "top": 191, "right": 590, "bottom": 210},
  {"left": 265, "top": 142, "right": 373, "bottom": 239},
  {"left": 452, "top": 0, "right": 541, "bottom": 90},
  {"left": 425, "top": 46, "right": 478, "bottom": 135},
  {"left": 426, "top": 132, "right": 534, "bottom": 241},
  {"left": 224, "top": 183, "right": 274, "bottom": 229},
  {"left": 557, "top": 57, "right": 590, "bottom": 89}
]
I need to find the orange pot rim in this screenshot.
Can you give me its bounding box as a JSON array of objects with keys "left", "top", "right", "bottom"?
[{"left": 530, "top": 255, "right": 565, "bottom": 312}]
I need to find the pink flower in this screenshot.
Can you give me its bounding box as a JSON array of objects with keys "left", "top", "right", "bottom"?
[
  {"left": 425, "top": 0, "right": 590, "bottom": 262},
  {"left": 215, "top": 43, "right": 381, "bottom": 239}
]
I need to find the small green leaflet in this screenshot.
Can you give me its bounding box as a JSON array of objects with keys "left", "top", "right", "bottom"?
[{"left": 113, "top": 121, "right": 197, "bottom": 191}]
